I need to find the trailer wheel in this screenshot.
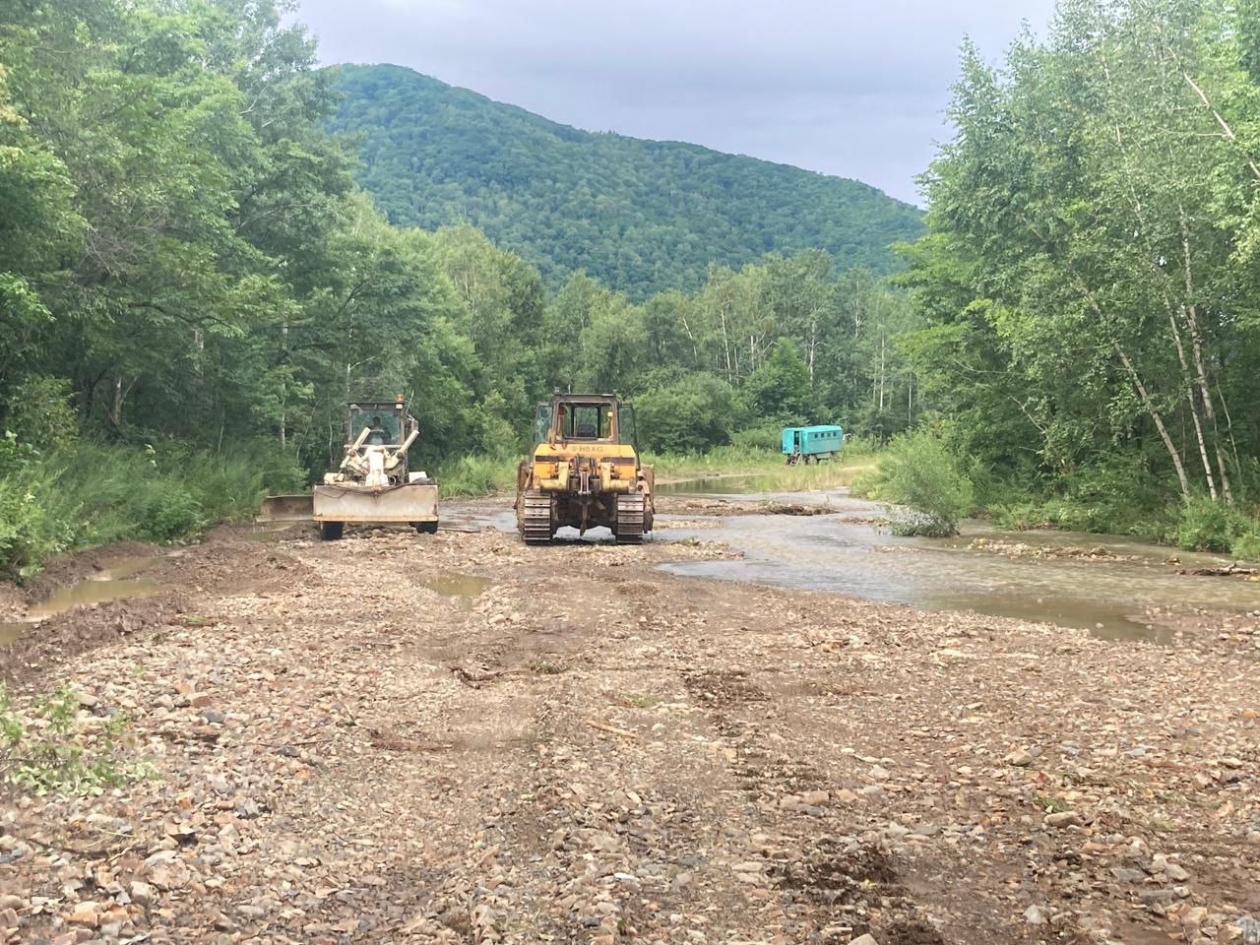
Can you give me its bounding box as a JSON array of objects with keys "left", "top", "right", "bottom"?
[
  {"left": 319, "top": 521, "right": 344, "bottom": 541},
  {"left": 414, "top": 522, "right": 438, "bottom": 535}
]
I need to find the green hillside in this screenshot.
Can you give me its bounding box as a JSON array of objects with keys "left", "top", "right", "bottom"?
[{"left": 327, "top": 64, "right": 924, "bottom": 298}]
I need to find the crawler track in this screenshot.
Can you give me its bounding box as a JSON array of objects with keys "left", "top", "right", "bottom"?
[
  {"left": 615, "top": 492, "right": 646, "bottom": 544},
  {"left": 520, "top": 490, "right": 553, "bottom": 545}
]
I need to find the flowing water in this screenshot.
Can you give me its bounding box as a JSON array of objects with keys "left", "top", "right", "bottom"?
[
  {"left": 655, "top": 489, "right": 1260, "bottom": 642},
  {"left": 437, "top": 490, "right": 1260, "bottom": 642}
]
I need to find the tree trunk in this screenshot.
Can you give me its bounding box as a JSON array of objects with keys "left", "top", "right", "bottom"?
[
  {"left": 1112, "top": 342, "right": 1191, "bottom": 497},
  {"left": 1179, "top": 215, "right": 1233, "bottom": 503}
]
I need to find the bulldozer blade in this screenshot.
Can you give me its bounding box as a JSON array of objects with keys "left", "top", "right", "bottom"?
[
  {"left": 313, "top": 481, "right": 438, "bottom": 524},
  {"left": 256, "top": 494, "right": 315, "bottom": 523}
]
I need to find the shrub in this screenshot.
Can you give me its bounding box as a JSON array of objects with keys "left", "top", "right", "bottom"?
[
  {"left": 130, "top": 479, "right": 204, "bottom": 542},
  {"left": 0, "top": 684, "right": 155, "bottom": 797},
  {"left": 435, "top": 455, "right": 518, "bottom": 497},
  {"left": 3, "top": 375, "right": 78, "bottom": 452},
  {"left": 1232, "top": 527, "right": 1260, "bottom": 562},
  {"left": 1176, "top": 496, "right": 1242, "bottom": 553},
  {"left": 863, "top": 428, "right": 974, "bottom": 536},
  {"left": 729, "top": 423, "right": 783, "bottom": 453}
]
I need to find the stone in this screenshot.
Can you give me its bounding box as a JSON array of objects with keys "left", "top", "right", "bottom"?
[
  {"left": 1232, "top": 916, "right": 1260, "bottom": 945},
  {"left": 1044, "top": 811, "right": 1081, "bottom": 828},
  {"left": 1110, "top": 868, "right": 1147, "bottom": 884},
  {"left": 143, "top": 849, "right": 177, "bottom": 871},
  {"left": 849, "top": 935, "right": 880, "bottom": 945},
  {"left": 1025, "top": 905, "right": 1047, "bottom": 925},
  {"left": 1165, "top": 863, "right": 1190, "bottom": 882},
  {"left": 65, "top": 902, "right": 101, "bottom": 927},
  {"left": 129, "top": 882, "right": 155, "bottom": 906},
  {"left": 0, "top": 895, "right": 22, "bottom": 911},
  {"left": 1005, "top": 749, "right": 1033, "bottom": 767}
]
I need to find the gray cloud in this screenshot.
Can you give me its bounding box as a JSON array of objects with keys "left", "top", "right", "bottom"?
[{"left": 294, "top": 0, "right": 1057, "bottom": 204}]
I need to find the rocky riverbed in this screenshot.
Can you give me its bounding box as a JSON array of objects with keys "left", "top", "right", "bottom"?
[{"left": 1, "top": 507, "right": 1259, "bottom": 945}]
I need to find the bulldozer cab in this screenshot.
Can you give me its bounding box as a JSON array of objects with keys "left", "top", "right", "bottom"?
[
  {"left": 540, "top": 394, "right": 638, "bottom": 446},
  {"left": 347, "top": 401, "right": 408, "bottom": 447}
]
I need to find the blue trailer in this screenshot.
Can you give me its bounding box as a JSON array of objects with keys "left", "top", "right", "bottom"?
[{"left": 782, "top": 425, "right": 844, "bottom": 465}]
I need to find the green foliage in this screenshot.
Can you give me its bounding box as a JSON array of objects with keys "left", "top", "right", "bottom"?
[
  {"left": 744, "top": 339, "right": 813, "bottom": 425},
  {"left": 434, "top": 455, "right": 518, "bottom": 498},
  {"left": 729, "top": 423, "right": 785, "bottom": 453},
  {"left": 328, "top": 64, "right": 924, "bottom": 299},
  {"left": 0, "top": 684, "right": 155, "bottom": 797},
  {"left": 1231, "top": 527, "right": 1260, "bottom": 562},
  {"left": 4, "top": 376, "right": 78, "bottom": 451},
  {"left": 862, "top": 429, "right": 974, "bottom": 537},
  {"left": 0, "top": 470, "right": 66, "bottom": 582},
  {"left": 635, "top": 375, "right": 739, "bottom": 454},
  {"left": 1176, "top": 497, "right": 1252, "bottom": 554},
  {"left": 903, "top": 0, "right": 1260, "bottom": 532}
]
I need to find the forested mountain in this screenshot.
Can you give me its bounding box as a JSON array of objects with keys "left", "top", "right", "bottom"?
[
  {"left": 0, "top": 0, "right": 919, "bottom": 576},
  {"left": 326, "top": 64, "right": 924, "bottom": 298}
]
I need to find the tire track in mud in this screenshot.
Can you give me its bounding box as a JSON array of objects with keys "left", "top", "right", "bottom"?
[{"left": 679, "top": 664, "right": 961, "bottom": 945}]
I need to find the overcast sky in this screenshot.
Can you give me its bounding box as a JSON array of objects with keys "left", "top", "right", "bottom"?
[{"left": 294, "top": 0, "right": 1058, "bottom": 206}]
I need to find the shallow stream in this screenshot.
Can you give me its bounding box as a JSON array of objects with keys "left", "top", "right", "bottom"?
[{"left": 444, "top": 483, "right": 1260, "bottom": 643}]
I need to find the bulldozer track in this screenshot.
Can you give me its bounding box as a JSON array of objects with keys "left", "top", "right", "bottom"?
[
  {"left": 521, "top": 491, "right": 553, "bottom": 545},
  {"left": 615, "top": 493, "right": 647, "bottom": 544}
]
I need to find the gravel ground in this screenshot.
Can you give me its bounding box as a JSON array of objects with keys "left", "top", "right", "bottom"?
[{"left": 2, "top": 509, "right": 1259, "bottom": 945}]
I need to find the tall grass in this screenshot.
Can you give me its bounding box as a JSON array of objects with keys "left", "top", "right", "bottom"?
[
  {"left": 649, "top": 440, "right": 877, "bottom": 491},
  {"left": 433, "top": 455, "right": 518, "bottom": 497},
  {"left": 0, "top": 438, "right": 304, "bottom": 581}
]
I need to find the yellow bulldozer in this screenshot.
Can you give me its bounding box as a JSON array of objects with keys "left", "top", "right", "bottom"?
[
  {"left": 516, "top": 393, "right": 654, "bottom": 544},
  {"left": 257, "top": 397, "right": 439, "bottom": 541}
]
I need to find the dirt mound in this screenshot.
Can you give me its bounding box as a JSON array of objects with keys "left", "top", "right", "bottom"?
[{"left": 1, "top": 592, "right": 188, "bottom": 689}]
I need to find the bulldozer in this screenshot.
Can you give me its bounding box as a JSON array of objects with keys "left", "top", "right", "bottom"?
[
  {"left": 257, "top": 397, "right": 439, "bottom": 541},
  {"left": 516, "top": 393, "right": 654, "bottom": 545}
]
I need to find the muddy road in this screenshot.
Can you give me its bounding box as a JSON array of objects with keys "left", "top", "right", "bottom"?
[{"left": 2, "top": 495, "right": 1260, "bottom": 945}]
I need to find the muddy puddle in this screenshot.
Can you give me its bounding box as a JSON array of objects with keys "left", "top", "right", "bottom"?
[
  {"left": 655, "top": 475, "right": 775, "bottom": 496},
  {"left": 0, "top": 556, "right": 165, "bottom": 647},
  {"left": 423, "top": 572, "right": 493, "bottom": 610}
]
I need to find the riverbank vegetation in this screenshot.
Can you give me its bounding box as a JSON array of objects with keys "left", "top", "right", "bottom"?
[{"left": 883, "top": 0, "right": 1260, "bottom": 555}]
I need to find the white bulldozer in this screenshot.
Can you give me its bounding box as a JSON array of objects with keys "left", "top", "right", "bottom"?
[{"left": 257, "top": 397, "right": 439, "bottom": 541}]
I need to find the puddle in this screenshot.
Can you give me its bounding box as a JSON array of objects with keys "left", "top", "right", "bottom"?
[
  {"left": 423, "top": 573, "right": 493, "bottom": 610},
  {"left": 656, "top": 475, "right": 767, "bottom": 496},
  {"left": 0, "top": 556, "right": 165, "bottom": 647},
  {"left": 0, "top": 622, "right": 25, "bottom": 646},
  {"left": 29, "top": 557, "right": 163, "bottom": 620}
]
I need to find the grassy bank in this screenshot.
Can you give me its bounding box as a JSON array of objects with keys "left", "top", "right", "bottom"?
[
  {"left": 432, "top": 442, "right": 878, "bottom": 498},
  {"left": 648, "top": 444, "right": 876, "bottom": 491},
  {"left": 847, "top": 429, "right": 1260, "bottom": 557},
  {"left": 0, "top": 437, "right": 304, "bottom": 582},
  {"left": 432, "top": 455, "right": 519, "bottom": 498}
]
